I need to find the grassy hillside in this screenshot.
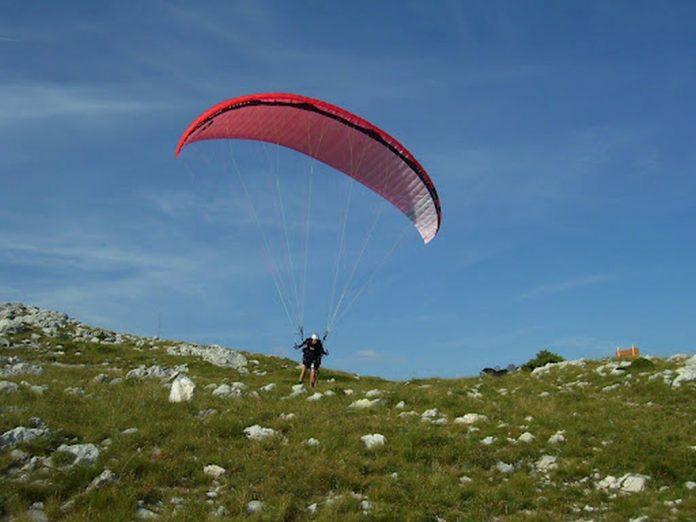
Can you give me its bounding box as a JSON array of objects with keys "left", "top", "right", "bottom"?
[{"left": 1, "top": 304, "right": 694, "bottom": 521}]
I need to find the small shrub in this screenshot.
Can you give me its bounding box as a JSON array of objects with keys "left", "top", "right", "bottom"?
[
  {"left": 628, "top": 357, "right": 655, "bottom": 372},
  {"left": 521, "top": 349, "right": 565, "bottom": 371},
  {"left": 51, "top": 450, "right": 76, "bottom": 467}
]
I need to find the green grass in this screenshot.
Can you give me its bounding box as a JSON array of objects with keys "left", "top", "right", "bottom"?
[{"left": 1, "top": 328, "right": 695, "bottom": 520}]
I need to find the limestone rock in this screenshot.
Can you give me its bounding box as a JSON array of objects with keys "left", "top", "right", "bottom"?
[
  {"left": 243, "top": 425, "right": 277, "bottom": 441},
  {"left": 453, "top": 413, "right": 488, "bottom": 425},
  {"left": 169, "top": 376, "right": 196, "bottom": 402},
  {"left": 0, "top": 426, "right": 50, "bottom": 450},
  {"left": 57, "top": 443, "right": 100, "bottom": 465},
  {"left": 361, "top": 433, "right": 386, "bottom": 449},
  {"left": 166, "top": 343, "right": 247, "bottom": 370},
  {"left": 203, "top": 464, "right": 226, "bottom": 479}
]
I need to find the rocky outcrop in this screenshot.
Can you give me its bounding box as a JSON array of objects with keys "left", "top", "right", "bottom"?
[{"left": 166, "top": 343, "right": 247, "bottom": 371}]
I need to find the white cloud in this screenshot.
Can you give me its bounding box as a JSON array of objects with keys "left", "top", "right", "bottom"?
[
  {"left": 0, "top": 83, "right": 167, "bottom": 125},
  {"left": 356, "top": 349, "right": 382, "bottom": 360},
  {"left": 520, "top": 274, "right": 612, "bottom": 300}
]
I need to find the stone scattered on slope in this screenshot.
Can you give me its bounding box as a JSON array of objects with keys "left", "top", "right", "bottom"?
[
  {"left": 532, "top": 359, "right": 586, "bottom": 375},
  {"left": 243, "top": 425, "right": 277, "bottom": 441},
  {"left": 517, "top": 432, "right": 535, "bottom": 443},
  {"left": 212, "top": 382, "right": 246, "bottom": 398},
  {"left": 548, "top": 430, "right": 566, "bottom": 444},
  {"left": 595, "top": 361, "right": 632, "bottom": 376},
  {"left": 135, "top": 507, "right": 159, "bottom": 519},
  {"left": 495, "top": 461, "right": 514, "bottom": 473},
  {"left": 535, "top": 455, "right": 558, "bottom": 473},
  {"left": 87, "top": 469, "right": 117, "bottom": 491},
  {"left": 602, "top": 383, "right": 620, "bottom": 392},
  {"left": 361, "top": 433, "right": 386, "bottom": 449},
  {"left": 672, "top": 355, "right": 696, "bottom": 387},
  {"left": 122, "top": 427, "right": 139, "bottom": 435},
  {"left": 57, "top": 443, "right": 100, "bottom": 465},
  {"left": 166, "top": 343, "right": 247, "bottom": 371},
  {"left": 169, "top": 376, "right": 195, "bottom": 403},
  {"left": 287, "top": 384, "right": 307, "bottom": 398},
  {"left": 481, "top": 436, "right": 496, "bottom": 446},
  {"left": 204, "top": 464, "right": 226, "bottom": 479},
  {"left": 64, "top": 386, "right": 84, "bottom": 396},
  {"left": 307, "top": 392, "right": 323, "bottom": 401},
  {"left": 395, "top": 401, "right": 406, "bottom": 409},
  {"left": 349, "top": 398, "right": 380, "bottom": 409},
  {"left": 365, "top": 389, "right": 382, "bottom": 398},
  {"left": 621, "top": 474, "right": 650, "bottom": 493},
  {"left": 596, "top": 473, "right": 650, "bottom": 493},
  {"left": 304, "top": 438, "right": 320, "bottom": 447},
  {"left": 27, "top": 502, "right": 48, "bottom": 522},
  {"left": 0, "top": 302, "right": 72, "bottom": 335},
  {"left": 0, "top": 357, "right": 44, "bottom": 377},
  {"left": 0, "top": 426, "right": 50, "bottom": 450},
  {"left": 23, "top": 382, "right": 48, "bottom": 395},
  {"left": 421, "top": 408, "right": 440, "bottom": 419},
  {"left": 127, "top": 364, "right": 187, "bottom": 381},
  {"left": 247, "top": 500, "right": 263, "bottom": 513},
  {"left": 259, "top": 383, "right": 276, "bottom": 393},
  {"left": 453, "top": 413, "right": 488, "bottom": 425},
  {"left": 0, "top": 380, "right": 19, "bottom": 393}
]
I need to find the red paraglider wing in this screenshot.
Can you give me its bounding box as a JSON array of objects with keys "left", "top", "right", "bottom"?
[{"left": 175, "top": 93, "right": 441, "bottom": 243}]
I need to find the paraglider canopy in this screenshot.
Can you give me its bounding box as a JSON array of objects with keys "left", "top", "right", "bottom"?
[{"left": 176, "top": 93, "right": 441, "bottom": 243}]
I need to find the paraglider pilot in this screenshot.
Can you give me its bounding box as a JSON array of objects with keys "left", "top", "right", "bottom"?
[{"left": 295, "top": 333, "right": 328, "bottom": 388}]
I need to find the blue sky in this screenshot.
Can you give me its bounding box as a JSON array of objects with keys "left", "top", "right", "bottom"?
[{"left": 2, "top": 1, "right": 695, "bottom": 378}]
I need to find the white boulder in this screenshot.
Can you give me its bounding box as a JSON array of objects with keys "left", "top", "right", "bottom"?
[
  {"left": 495, "top": 461, "right": 514, "bottom": 473},
  {"left": 57, "top": 443, "right": 100, "bottom": 465},
  {"left": 87, "top": 469, "right": 117, "bottom": 491},
  {"left": 203, "top": 464, "right": 226, "bottom": 479},
  {"left": 246, "top": 500, "right": 263, "bottom": 513},
  {"left": 517, "top": 432, "right": 535, "bottom": 443},
  {"left": 535, "top": 455, "right": 558, "bottom": 473},
  {"left": 548, "top": 430, "right": 566, "bottom": 444},
  {"left": 169, "top": 376, "right": 195, "bottom": 403},
  {"left": 0, "top": 380, "right": 19, "bottom": 393},
  {"left": 166, "top": 343, "right": 247, "bottom": 370},
  {"left": 0, "top": 426, "right": 50, "bottom": 450},
  {"left": 454, "top": 413, "right": 488, "bottom": 425},
  {"left": 672, "top": 355, "right": 696, "bottom": 387},
  {"left": 361, "top": 433, "right": 386, "bottom": 449},
  {"left": 243, "top": 425, "right": 277, "bottom": 441},
  {"left": 349, "top": 398, "right": 380, "bottom": 409},
  {"left": 212, "top": 382, "right": 246, "bottom": 398}
]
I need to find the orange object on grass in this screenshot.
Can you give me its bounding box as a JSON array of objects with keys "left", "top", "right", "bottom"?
[{"left": 616, "top": 345, "right": 640, "bottom": 359}]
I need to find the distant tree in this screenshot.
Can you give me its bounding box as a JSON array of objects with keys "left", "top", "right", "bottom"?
[{"left": 522, "top": 349, "right": 565, "bottom": 371}]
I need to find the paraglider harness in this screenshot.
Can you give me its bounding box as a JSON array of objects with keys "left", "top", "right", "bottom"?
[{"left": 294, "top": 328, "right": 329, "bottom": 371}]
